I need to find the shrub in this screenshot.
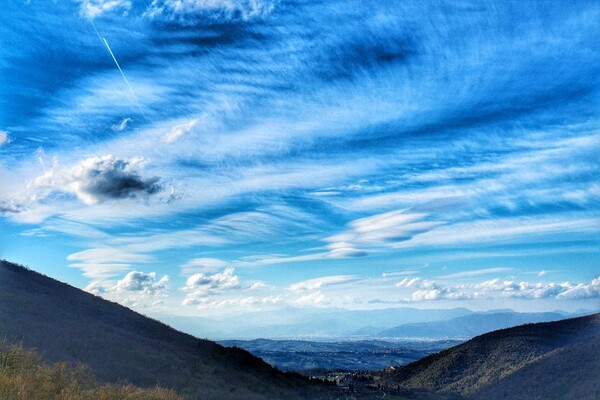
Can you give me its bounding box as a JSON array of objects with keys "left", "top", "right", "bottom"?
[{"left": 0, "top": 340, "right": 182, "bottom": 400}]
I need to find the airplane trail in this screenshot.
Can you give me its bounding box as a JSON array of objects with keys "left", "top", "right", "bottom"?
[{"left": 90, "top": 20, "right": 146, "bottom": 119}]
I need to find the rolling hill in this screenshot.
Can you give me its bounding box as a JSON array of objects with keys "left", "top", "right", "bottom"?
[
  {"left": 376, "top": 313, "right": 600, "bottom": 399},
  {"left": 0, "top": 260, "right": 322, "bottom": 400}
]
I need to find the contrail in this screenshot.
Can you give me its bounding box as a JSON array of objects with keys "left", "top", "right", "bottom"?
[{"left": 90, "top": 20, "right": 146, "bottom": 119}]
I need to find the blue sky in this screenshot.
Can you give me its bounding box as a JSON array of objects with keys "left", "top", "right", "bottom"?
[{"left": 0, "top": 0, "right": 599, "bottom": 317}]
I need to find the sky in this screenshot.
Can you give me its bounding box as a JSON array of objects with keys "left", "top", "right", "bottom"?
[{"left": 0, "top": 0, "right": 599, "bottom": 320}]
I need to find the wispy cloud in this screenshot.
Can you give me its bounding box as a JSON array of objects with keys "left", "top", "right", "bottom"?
[
  {"left": 180, "top": 258, "right": 229, "bottom": 275},
  {"left": 163, "top": 119, "right": 198, "bottom": 143},
  {"left": 289, "top": 275, "right": 356, "bottom": 292},
  {"left": 0, "top": 130, "right": 8, "bottom": 146},
  {"left": 438, "top": 268, "right": 515, "bottom": 280},
  {"left": 2, "top": 0, "right": 599, "bottom": 316}
]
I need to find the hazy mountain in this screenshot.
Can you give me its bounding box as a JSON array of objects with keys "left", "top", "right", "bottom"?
[
  {"left": 376, "top": 313, "right": 600, "bottom": 399},
  {"left": 377, "top": 311, "right": 567, "bottom": 338},
  {"left": 161, "top": 307, "right": 475, "bottom": 339},
  {"left": 0, "top": 261, "right": 322, "bottom": 400}
]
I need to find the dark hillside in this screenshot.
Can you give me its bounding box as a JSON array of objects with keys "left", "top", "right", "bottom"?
[
  {"left": 378, "top": 313, "right": 600, "bottom": 397},
  {"left": 471, "top": 336, "right": 600, "bottom": 400},
  {"left": 0, "top": 260, "right": 319, "bottom": 400}
]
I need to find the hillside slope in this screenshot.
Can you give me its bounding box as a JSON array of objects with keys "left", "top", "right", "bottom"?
[
  {"left": 378, "top": 313, "right": 600, "bottom": 398},
  {"left": 0, "top": 261, "right": 319, "bottom": 400},
  {"left": 377, "top": 311, "right": 566, "bottom": 338},
  {"left": 472, "top": 336, "right": 600, "bottom": 400}
]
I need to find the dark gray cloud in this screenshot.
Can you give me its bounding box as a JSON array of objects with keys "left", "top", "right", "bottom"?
[
  {"left": 0, "top": 200, "right": 25, "bottom": 214},
  {"left": 33, "top": 155, "right": 162, "bottom": 205}
]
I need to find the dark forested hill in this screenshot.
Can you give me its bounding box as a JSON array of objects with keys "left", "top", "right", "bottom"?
[
  {"left": 0, "top": 260, "right": 321, "bottom": 400},
  {"left": 377, "top": 313, "right": 600, "bottom": 399}
]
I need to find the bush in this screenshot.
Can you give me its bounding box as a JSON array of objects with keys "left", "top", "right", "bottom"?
[{"left": 0, "top": 340, "right": 182, "bottom": 400}]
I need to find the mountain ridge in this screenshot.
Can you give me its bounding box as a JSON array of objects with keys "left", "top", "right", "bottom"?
[
  {"left": 376, "top": 312, "right": 600, "bottom": 399},
  {"left": 0, "top": 260, "right": 320, "bottom": 400},
  {"left": 376, "top": 311, "right": 568, "bottom": 338}
]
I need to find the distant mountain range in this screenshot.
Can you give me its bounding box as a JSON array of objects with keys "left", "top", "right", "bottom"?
[
  {"left": 162, "top": 305, "right": 592, "bottom": 341},
  {"left": 0, "top": 260, "right": 322, "bottom": 400},
  {"left": 376, "top": 311, "right": 569, "bottom": 338},
  {"left": 376, "top": 313, "right": 600, "bottom": 399},
  {"left": 161, "top": 306, "right": 476, "bottom": 339}
]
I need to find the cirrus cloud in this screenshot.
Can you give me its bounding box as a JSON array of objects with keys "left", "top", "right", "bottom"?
[{"left": 144, "top": 0, "right": 275, "bottom": 24}]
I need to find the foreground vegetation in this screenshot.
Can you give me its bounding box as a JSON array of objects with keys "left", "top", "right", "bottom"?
[{"left": 0, "top": 340, "right": 183, "bottom": 400}]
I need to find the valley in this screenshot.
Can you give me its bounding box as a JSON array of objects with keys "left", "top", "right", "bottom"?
[{"left": 218, "top": 339, "right": 462, "bottom": 372}]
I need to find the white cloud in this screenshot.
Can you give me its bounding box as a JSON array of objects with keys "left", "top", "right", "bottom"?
[
  {"left": 289, "top": 275, "right": 356, "bottom": 292},
  {"left": 84, "top": 271, "right": 170, "bottom": 309},
  {"left": 325, "top": 209, "right": 443, "bottom": 256},
  {"left": 0, "top": 130, "right": 8, "bottom": 146},
  {"left": 556, "top": 277, "right": 600, "bottom": 300},
  {"left": 395, "top": 275, "right": 600, "bottom": 302},
  {"left": 473, "top": 279, "right": 571, "bottom": 299},
  {"left": 70, "top": 263, "right": 133, "bottom": 279},
  {"left": 68, "top": 247, "right": 154, "bottom": 264},
  {"left": 325, "top": 242, "right": 368, "bottom": 258},
  {"left": 181, "top": 267, "right": 241, "bottom": 305},
  {"left": 395, "top": 215, "right": 600, "bottom": 249},
  {"left": 395, "top": 277, "right": 421, "bottom": 288},
  {"left": 113, "top": 271, "right": 170, "bottom": 295},
  {"left": 408, "top": 280, "right": 471, "bottom": 301},
  {"left": 162, "top": 119, "right": 198, "bottom": 143},
  {"left": 180, "top": 257, "right": 228, "bottom": 275},
  {"left": 78, "top": 0, "right": 131, "bottom": 19},
  {"left": 144, "top": 0, "right": 275, "bottom": 24},
  {"left": 183, "top": 267, "right": 240, "bottom": 291},
  {"left": 112, "top": 118, "right": 132, "bottom": 132},
  {"left": 294, "top": 291, "right": 329, "bottom": 306},
  {"left": 438, "top": 267, "right": 515, "bottom": 279},
  {"left": 67, "top": 247, "right": 154, "bottom": 279},
  {"left": 190, "top": 295, "right": 283, "bottom": 310},
  {"left": 32, "top": 155, "right": 161, "bottom": 205},
  {"left": 247, "top": 281, "right": 267, "bottom": 290}
]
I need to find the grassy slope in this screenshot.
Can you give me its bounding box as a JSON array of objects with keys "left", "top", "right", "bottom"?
[
  {"left": 378, "top": 313, "right": 600, "bottom": 397},
  {"left": 0, "top": 261, "right": 321, "bottom": 400}
]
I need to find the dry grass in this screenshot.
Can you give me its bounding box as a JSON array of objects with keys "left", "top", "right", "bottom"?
[{"left": 0, "top": 340, "right": 182, "bottom": 400}]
